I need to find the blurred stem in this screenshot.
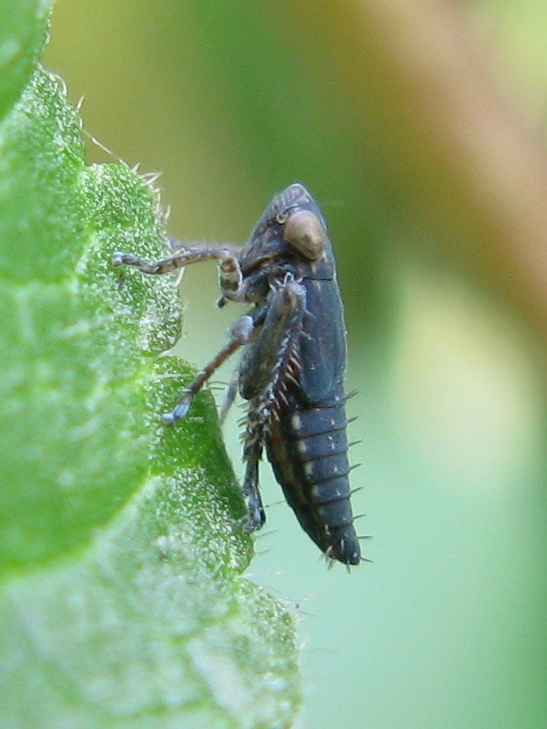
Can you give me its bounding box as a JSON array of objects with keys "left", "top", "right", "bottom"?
[{"left": 280, "top": 0, "right": 547, "bottom": 348}]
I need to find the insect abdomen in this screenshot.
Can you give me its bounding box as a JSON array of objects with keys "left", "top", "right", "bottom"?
[{"left": 265, "top": 394, "right": 360, "bottom": 565}]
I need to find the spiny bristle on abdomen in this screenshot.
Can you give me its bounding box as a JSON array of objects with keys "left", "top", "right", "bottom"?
[{"left": 264, "top": 398, "right": 361, "bottom": 565}]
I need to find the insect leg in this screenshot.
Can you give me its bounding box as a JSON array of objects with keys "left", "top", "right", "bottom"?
[
  {"left": 168, "top": 238, "right": 241, "bottom": 257},
  {"left": 241, "top": 411, "right": 266, "bottom": 530},
  {"left": 218, "top": 363, "right": 240, "bottom": 424},
  {"left": 239, "top": 280, "right": 306, "bottom": 531},
  {"left": 112, "top": 241, "right": 259, "bottom": 304},
  {"left": 112, "top": 241, "right": 238, "bottom": 274},
  {"left": 239, "top": 278, "right": 306, "bottom": 400},
  {"left": 163, "top": 310, "right": 261, "bottom": 424}
]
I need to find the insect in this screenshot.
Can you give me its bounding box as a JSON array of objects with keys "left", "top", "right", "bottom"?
[{"left": 113, "top": 183, "right": 363, "bottom": 566}]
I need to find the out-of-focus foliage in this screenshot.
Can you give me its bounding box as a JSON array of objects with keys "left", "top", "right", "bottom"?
[{"left": 44, "top": 2, "right": 547, "bottom": 729}]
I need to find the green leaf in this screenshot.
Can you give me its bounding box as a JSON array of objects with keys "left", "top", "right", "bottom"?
[
  {"left": 0, "top": 10, "right": 300, "bottom": 729},
  {"left": 0, "top": 0, "right": 51, "bottom": 120}
]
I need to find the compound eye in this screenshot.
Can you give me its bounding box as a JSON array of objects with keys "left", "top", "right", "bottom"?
[{"left": 283, "top": 209, "right": 326, "bottom": 260}]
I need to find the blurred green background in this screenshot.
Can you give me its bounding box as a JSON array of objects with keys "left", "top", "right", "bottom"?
[{"left": 45, "top": 1, "right": 547, "bottom": 727}]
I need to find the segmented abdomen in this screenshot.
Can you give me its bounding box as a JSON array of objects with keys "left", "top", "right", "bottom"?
[{"left": 265, "top": 392, "right": 360, "bottom": 565}]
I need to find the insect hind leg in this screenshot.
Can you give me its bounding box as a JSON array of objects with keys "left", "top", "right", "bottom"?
[
  {"left": 238, "top": 278, "right": 306, "bottom": 400},
  {"left": 239, "top": 280, "right": 307, "bottom": 531},
  {"left": 218, "top": 363, "right": 240, "bottom": 424},
  {"left": 241, "top": 436, "right": 266, "bottom": 531}
]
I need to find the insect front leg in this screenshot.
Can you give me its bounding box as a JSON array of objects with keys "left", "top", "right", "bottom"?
[
  {"left": 113, "top": 241, "right": 251, "bottom": 302},
  {"left": 112, "top": 240, "right": 241, "bottom": 274}
]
